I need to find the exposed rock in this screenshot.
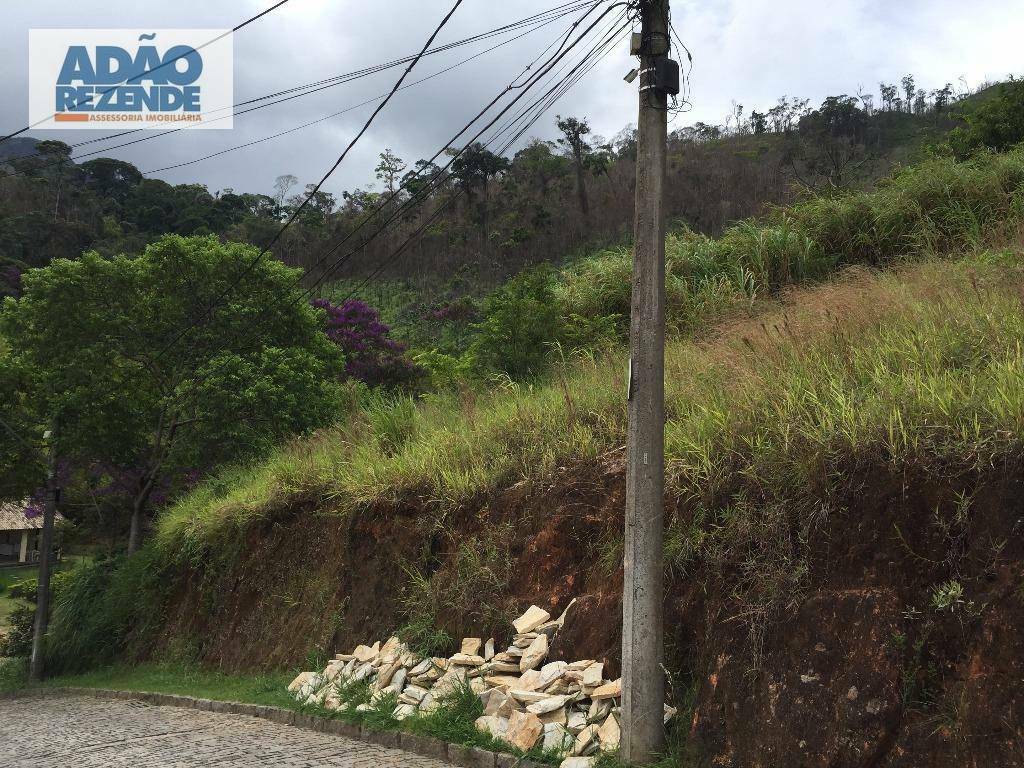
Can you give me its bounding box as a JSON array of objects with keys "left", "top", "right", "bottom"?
[
  {"left": 409, "top": 658, "right": 435, "bottom": 677},
  {"left": 539, "top": 660, "right": 568, "bottom": 688},
  {"left": 394, "top": 703, "right": 416, "bottom": 720},
  {"left": 420, "top": 693, "right": 438, "bottom": 713},
  {"left": 376, "top": 658, "right": 403, "bottom": 688},
  {"left": 489, "top": 661, "right": 521, "bottom": 674},
  {"left": 484, "top": 638, "right": 495, "bottom": 660},
  {"left": 353, "top": 643, "right": 379, "bottom": 663},
  {"left": 352, "top": 663, "right": 375, "bottom": 682},
  {"left": 450, "top": 653, "right": 486, "bottom": 666},
  {"left": 581, "top": 663, "right": 603, "bottom": 687},
  {"left": 545, "top": 678, "right": 572, "bottom": 695},
  {"left": 484, "top": 675, "right": 522, "bottom": 692},
  {"left": 519, "top": 669, "right": 543, "bottom": 690},
  {"left": 461, "top": 637, "right": 483, "bottom": 656},
  {"left": 288, "top": 671, "right": 316, "bottom": 692},
  {"left": 539, "top": 707, "right": 568, "bottom": 726},
  {"left": 597, "top": 714, "right": 620, "bottom": 750},
  {"left": 507, "top": 710, "right": 544, "bottom": 751},
  {"left": 513, "top": 605, "right": 551, "bottom": 634},
  {"left": 591, "top": 678, "right": 621, "bottom": 700},
  {"left": 380, "top": 636, "right": 402, "bottom": 657},
  {"left": 555, "top": 598, "right": 578, "bottom": 627},
  {"left": 510, "top": 688, "right": 553, "bottom": 703},
  {"left": 574, "top": 724, "right": 599, "bottom": 755},
  {"left": 481, "top": 688, "right": 514, "bottom": 718},
  {"left": 560, "top": 758, "right": 597, "bottom": 768},
  {"left": 664, "top": 703, "right": 677, "bottom": 723},
  {"left": 566, "top": 660, "right": 596, "bottom": 671},
  {"left": 391, "top": 667, "right": 407, "bottom": 692},
  {"left": 543, "top": 722, "right": 574, "bottom": 752},
  {"left": 433, "top": 667, "right": 468, "bottom": 697},
  {"left": 588, "top": 699, "right": 612, "bottom": 722},
  {"left": 527, "top": 694, "right": 572, "bottom": 715},
  {"left": 566, "top": 711, "right": 587, "bottom": 732},
  {"left": 475, "top": 714, "right": 510, "bottom": 741},
  {"left": 324, "top": 663, "right": 347, "bottom": 683},
  {"left": 400, "top": 684, "right": 429, "bottom": 705},
  {"left": 520, "top": 634, "right": 549, "bottom": 672}
]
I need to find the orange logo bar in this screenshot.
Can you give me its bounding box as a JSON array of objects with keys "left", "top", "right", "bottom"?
[{"left": 54, "top": 113, "right": 89, "bottom": 122}]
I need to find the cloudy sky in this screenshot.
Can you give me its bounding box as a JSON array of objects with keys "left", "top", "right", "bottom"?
[{"left": 2, "top": 0, "right": 1020, "bottom": 198}]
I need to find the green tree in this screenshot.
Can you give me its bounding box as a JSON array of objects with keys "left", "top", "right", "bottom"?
[
  {"left": 1, "top": 235, "right": 343, "bottom": 551},
  {"left": 374, "top": 148, "right": 407, "bottom": 196},
  {"left": 451, "top": 143, "right": 510, "bottom": 244},
  {"left": 949, "top": 79, "right": 1024, "bottom": 158},
  {"left": 469, "top": 265, "right": 563, "bottom": 379}
]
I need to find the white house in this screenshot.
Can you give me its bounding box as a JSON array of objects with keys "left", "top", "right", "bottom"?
[{"left": 0, "top": 500, "right": 64, "bottom": 564}]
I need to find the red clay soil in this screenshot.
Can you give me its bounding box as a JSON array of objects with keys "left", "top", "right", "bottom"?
[{"left": 152, "top": 451, "right": 1024, "bottom": 768}]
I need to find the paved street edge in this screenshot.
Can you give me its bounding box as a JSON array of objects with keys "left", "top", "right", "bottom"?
[{"left": 0, "top": 686, "right": 542, "bottom": 768}]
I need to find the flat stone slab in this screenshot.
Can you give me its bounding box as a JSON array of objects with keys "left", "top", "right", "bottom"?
[{"left": 0, "top": 694, "right": 453, "bottom": 767}]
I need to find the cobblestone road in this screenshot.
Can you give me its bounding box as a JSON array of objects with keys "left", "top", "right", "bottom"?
[{"left": 0, "top": 695, "right": 452, "bottom": 767}]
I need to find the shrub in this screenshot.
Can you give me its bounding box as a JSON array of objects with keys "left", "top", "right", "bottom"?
[
  {"left": 0, "top": 657, "right": 27, "bottom": 693},
  {"left": 0, "top": 604, "right": 35, "bottom": 657},
  {"left": 950, "top": 79, "right": 1024, "bottom": 158},
  {"left": 45, "top": 551, "right": 170, "bottom": 673},
  {"left": 469, "top": 265, "right": 565, "bottom": 378},
  {"left": 8, "top": 577, "right": 38, "bottom": 602},
  {"left": 313, "top": 298, "right": 423, "bottom": 389}
]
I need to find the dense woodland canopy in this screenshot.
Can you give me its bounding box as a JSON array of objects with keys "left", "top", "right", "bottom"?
[{"left": 0, "top": 75, "right": 974, "bottom": 300}]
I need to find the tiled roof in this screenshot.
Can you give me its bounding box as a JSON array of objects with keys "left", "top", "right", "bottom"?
[{"left": 0, "top": 500, "right": 65, "bottom": 531}]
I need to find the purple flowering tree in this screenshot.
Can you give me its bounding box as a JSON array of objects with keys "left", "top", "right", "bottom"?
[{"left": 313, "top": 298, "right": 421, "bottom": 388}]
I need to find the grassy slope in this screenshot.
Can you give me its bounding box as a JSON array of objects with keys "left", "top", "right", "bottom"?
[{"left": 156, "top": 146, "right": 1024, "bottom": 559}]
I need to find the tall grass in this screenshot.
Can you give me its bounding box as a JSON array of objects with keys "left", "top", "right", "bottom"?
[
  {"left": 155, "top": 147, "right": 1024, "bottom": 556},
  {"left": 556, "top": 147, "right": 1024, "bottom": 334},
  {"left": 156, "top": 251, "right": 1024, "bottom": 557}
]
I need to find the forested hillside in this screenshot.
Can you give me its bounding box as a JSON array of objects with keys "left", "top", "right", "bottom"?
[{"left": 1, "top": 74, "right": 965, "bottom": 305}]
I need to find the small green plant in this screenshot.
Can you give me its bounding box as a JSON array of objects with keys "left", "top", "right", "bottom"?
[
  {"left": 7, "top": 578, "right": 37, "bottom": 602},
  {"left": 361, "top": 690, "right": 400, "bottom": 731},
  {"left": 896, "top": 632, "right": 941, "bottom": 711},
  {"left": 931, "top": 580, "right": 966, "bottom": 613},
  {"left": 0, "top": 603, "right": 35, "bottom": 658},
  {"left": 0, "top": 657, "right": 27, "bottom": 693}
]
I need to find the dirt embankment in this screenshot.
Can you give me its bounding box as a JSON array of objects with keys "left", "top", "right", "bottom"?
[{"left": 154, "top": 451, "right": 1024, "bottom": 767}]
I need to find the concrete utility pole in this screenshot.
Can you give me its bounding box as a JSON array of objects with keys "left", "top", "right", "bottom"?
[
  {"left": 30, "top": 422, "right": 59, "bottom": 681},
  {"left": 622, "top": 0, "right": 670, "bottom": 762}
]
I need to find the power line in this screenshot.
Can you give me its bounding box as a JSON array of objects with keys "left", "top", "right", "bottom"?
[
  {"left": 342, "top": 13, "right": 631, "bottom": 298},
  {"left": 283, "top": 2, "right": 624, "bottom": 304},
  {"left": 148, "top": 0, "right": 620, "bottom": 389},
  {"left": 151, "top": 0, "right": 467, "bottom": 363},
  {"left": 0, "top": 0, "right": 294, "bottom": 145},
  {"left": 140, "top": 9, "right": 576, "bottom": 176},
  {"left": 0, "top": 1, "right": 603, "bottom": 172}
]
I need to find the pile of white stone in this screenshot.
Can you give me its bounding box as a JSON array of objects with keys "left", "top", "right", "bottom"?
[{"left": 288, "top": 601, "right": 675, "bottom": 767}]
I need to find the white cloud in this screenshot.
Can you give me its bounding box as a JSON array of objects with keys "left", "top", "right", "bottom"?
[{"left": 1, "top": 0, "right": 1020, "bottom": 196}]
